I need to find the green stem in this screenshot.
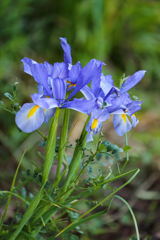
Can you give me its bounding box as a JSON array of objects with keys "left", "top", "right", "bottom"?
[
  {"left": 0, "top": 148, "right": 26, "bottom": 231},
  {"left": 31, "top": 169, "right": 139, "bottom": 237},
  {"left": 42, "top": 108, "right": 60, "bottom": 185},
  {"left": 56, "top": 168, "right": 140, "bottom": 238},
  {"left": 0, "top": 191, "right": 29, "bottom": 205},
  {"left": 9, "top": 184, "right": 45, "bottom": 240},
  {"left": 36, "top": 129, "right": 47, "bottom": 139},
  {"left": 120, "top": 132, "right": 129, "bottom": 173},
  {"left": 114, "top": 195, "right": 140, "bottom": 240},
  {"left": 54, "top": 109, "right": 69, "bottom": 183},
  {"left": 0, "top": 178, "right": 30, "bottom": 201},
  {"left": 62, "top": 116, "right": 90, "bottom": 192},
  {"left": 74, "top": 151, "right": 97, "bottom": 182}
]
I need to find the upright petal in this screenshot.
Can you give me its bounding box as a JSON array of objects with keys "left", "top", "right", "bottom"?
[
  {"left": 51, "top": 62, "right": 68, "bottom": 80},
  {"left": 31, "top": 63, "right": 50, "bottom": 95},
  {"left": 60, "top": 37, "right": 72, "bottom": 64},
  {"left": 44, "top": 61, "right": 53, "bottom": 75},
  {"left": 51, "top": 78, "right": 66, "bottom": 104},
  {"left": 15, "top": 103, "right": 44, "bottom": 133},
  {"left": 91, "top": 61, "right": 105, "bottom": 96},
  {"left": 69, "top": 61, "right": 82, "bottom": 84},
  {"left": 120, "top": 70, "right": 146, "bottom": 94},
  {"left": 67, "top": 59, "right": 103, "bottom": 101},
  {"left": 21, "top": 57, "right": 37, "bottom": 76},
  {"left": 100, "top": 74, "right": 113, "bottom": 96}
]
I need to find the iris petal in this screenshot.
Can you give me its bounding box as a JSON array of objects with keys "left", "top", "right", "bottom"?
[
  {"left": 113, "top": 114, "right": 132, "bottom": 136},
  {"left": 31, "top": 63, "right": 50, "bottom": 95},
  {"left": 80, "top": 85, "right": 95, "bottom": 100},
  {"left": 62, "top": 98, "right": 95, "bottom": 115},
  {"left": 43, "top": 108, "right": 56, "bottom": 124},
  {"left": 120, "top": 70, "right": 146, "bottom": 94},
  {"left": 131, "top": 115, "right": 139, "bottom": 128},
  {"left": 51, "top": 78, "right": 66, "bottom": 104},
  {"left": 15, "top": 103, "right": 44, "bottom": 133},
  {"left": 60, "top": 37, "right": 72, "bottom": 64},
  {"left": 21, "top": 57, "right": 37, "bottom": 76}
]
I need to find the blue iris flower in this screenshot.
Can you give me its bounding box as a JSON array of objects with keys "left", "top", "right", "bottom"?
[
  {"left": 16, "top": 38, "right": 102, "bottom": 133},
  {"left": 110, "top": 70, "right": 146, "bottom": 136},
  {"left": 81, "top": 73, "right": 124, "bottom": 142},
  {"left": 83, "top": 69, "right": 146, "bottom": 140}
]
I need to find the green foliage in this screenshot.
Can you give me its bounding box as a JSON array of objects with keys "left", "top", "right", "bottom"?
[{"left": 124, "top": 145, "right": 132, "bottom": 152}]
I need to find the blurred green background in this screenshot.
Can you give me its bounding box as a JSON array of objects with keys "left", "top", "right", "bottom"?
[{"left": 0, "top": 0, "right": 160, "bottom": 239}]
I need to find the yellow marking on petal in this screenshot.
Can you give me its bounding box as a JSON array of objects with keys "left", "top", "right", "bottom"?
[
  {"left": 132, "top": 114, "right": 135, "bottom": 117},
  {"left": 27, "top": 105, "right": 39, "bottom": 119},
  {"left": 121, "top": 114, "right": 126, "bottom": 122},
  {"left": 67, "top": 80, "right": 76, "bottom": 89},
  {"left": 91, "top": 119, "right": 98, "bottom": 130},
  {"left": 46, "top": 95, "right": 50, "bottom": 98}
]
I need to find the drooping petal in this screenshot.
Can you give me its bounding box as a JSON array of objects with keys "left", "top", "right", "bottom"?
[
  {"left": 86, "top": 117, "right": 102, "bottom": 136},
  {"left": 31, "top": 93, "right": 49, "bottom": 109},
  {"left": 15, "top": 103, "right": 44, "bottom": 133},
  {"left": 86, "top": 133, "right": 93, "bottom": 142},
  {"left": 43, "top": 108, "right": 56, "bottom": 124},
  {"left": 120, "top": 70, "right": 146, "bottom": 94},
  {"left": 31, "top": 93, "right": 59, "bottom": 109},
  {"left": 21, "top": 57, "right": 37, "bottom": 76},
  {"left": 113, "top": 114, "right": 132, "bottom": 136},
  {"left": 131, "top": 114, "right": 139, "bottom": 128},
  {"left": 62, "top": 98, "right": 95, "bottom": 115},
  {"left": 92, "top": 108, "right": 110, "bottom": 122},
  {"left": 42, "top": 98, "right": 59, "bottom": 108},
  {"left": 60, "top": 37, "right": 72, "bottom": 64}
]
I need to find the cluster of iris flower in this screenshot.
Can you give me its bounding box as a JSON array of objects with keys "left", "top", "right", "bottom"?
[{"left": 15, "top": 38, "right": 146, "bottom": 142}]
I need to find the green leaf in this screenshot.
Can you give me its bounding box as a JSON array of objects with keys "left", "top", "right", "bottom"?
[
  {"left": 0, "top": 101, "right": 5, "bottom": 108},
  {"left": 9, "top": 184, "right": 44, "bottom": 240},
  {"left": 21, "top": 187, "right": 27, "bottom": 199},
  {"left": 37, "top": 151, "right": 45, "bottom": 161},
  {"left": 111, "top": 145, "right": 123, "bottom": 154},
  {"left": 98, "top": 144, "right": 106, "bottom": 152},
  {"left": 12, "top": 82, "right": 19, "bottom": 96},
  {"left": 96, "top": 152, "right": 102, "bottom": 161},
  {"left": 39, "top": 140, "right": 47, "bottom": 147},
  {"left": 4, "top": 93, "right": 14, "bottom": 101},
  {"left": 70, "top": 235, "right": 79, "bottom": 240},
  {"left": 124, "top": 145, "right": 132, "bottom": 152}
]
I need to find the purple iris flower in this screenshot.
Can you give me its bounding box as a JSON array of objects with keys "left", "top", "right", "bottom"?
[
  {"left": 16, "top": 38, "right": 103, "bottom": 133},
  {"left": 108, "top": 71, "right": 146, "bottom": 136},
  {"left": 81, "top": 73, "right": 124, "bottom": 142}
]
